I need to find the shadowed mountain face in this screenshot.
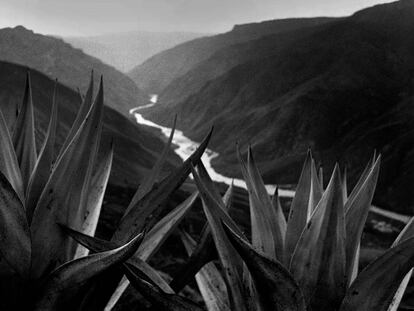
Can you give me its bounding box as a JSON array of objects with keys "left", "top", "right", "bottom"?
[
  {"left": 143, "top": 0, "right": 414, "bottom": 214},
  {"left": 128, "top": 17, "right": 337, "bottom": 93},
  {"left": 65, "top": 31, "right": 206, "bottom": 72},
  {"left": 0, "top": 61, "right": 180, "bottom": 188},
  {"left": 0, "top": 26, "right": 147, "bottom": 115}
]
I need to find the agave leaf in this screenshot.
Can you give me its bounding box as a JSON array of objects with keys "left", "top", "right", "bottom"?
[
  {"left": 194, "top": 159, "right": 223, "bottom": 205},
  {"left": 393, "top": 217, "right": 414, "bottom": 246},
  {"left": 238, "top": 146, "right": 285, "bottom": 261},
  {"left": 26, "top": 81, "right": 59, "bottom": 221},
  {"left": 136, "top": 191, "right": 198, "bottom": 260},
  {"left": 124, "top": 116, "right": 177, "bottom": 216},
  {"left": 387, "top": 269, "right": 413, "bottom": 311},
  {"left": 289, "top": 165, "right": 346, "bottom": 309},
  {"left": 33, "top": 233, "right": 144, "bottom": 310},
  {"left": 123, "top": 260, "right": 173, "bottom": 293},
  {"left": 271, "top": 187, "right": 287, "bottom": 238},
  {"left": 0, "top": 171, "right": 31, "bottom": 276},
  {"left": 61, "top": 225, "right": 173, "bottom": 295},
  {"left": 124, "top": 264, "right": 205, "bottom": 311},
  {"left": 196, "top": 163, "right": 244, "bottom": 234},
  {"left": 112, "top": 128, "right": 212, "bottom": 244},
  {"left": 104, "top": 278, "right": 130, "bottom": 311},
  {"left": 82, "top": 143, "right": 113, "bottom": 236},
  {"left": 107, "top": 259, "right": 175, "bottom": 311},
  {"left": 309, "top": 159, "right": 323, "bottom": 213},
  {"left": 345, "top": 157, "right": 380, "bottom": 285},
  {"left": 75, "top": 144, "right": 114, "bottom": 258},
  {"left": 112, "top": 262, "right": 175, "bottom": 310},
  {"left": 284, "top": 150, "right": 313, "bottom": 265},
  {"left": 62, "top": 225, "right": 174, "bottom": 302},
  {"left": 72, "top": 82, "right": 104, "bottom": 247},
  {"left": 192, "top": 165, "right": 249, "bottom": 311},
  {"left": 223, "top": 182, "right": 234, "bottom": 211},
  {"left": 30, "top": 78, "right": 104, "bottom": 278},
  {"left": 341, "top": 167, "right": 347, "bottom": 203},
  {"left": 346, "top": 156, "right": 374, "bottom": 208},
  {"left": 387, "top": 217, "right": 414, "bottom": 311},
  {"left": 318, "top": 166, "right": 324, "bottom": 189},
  {"left": 195, "top": 163, "right": 245, "bottom": 238},
  {"left": 170, "top": 185, "right": 233, "bottom": 293},
  {"left": 339, "top": 237, "right": 414, "bottom": 311},
  {"left": 57, "top": 71, "right": 94, "bottom": 161},
  {"left": 171, "top": 226, "right": 216, "bottom": 293},
  {"left": 105, "top": 268, "right": 173, "bottom": 311},
  {"left": 6, "top": 93, "right": 20, "bottom": 135},
  {"left": 12, "top": 72, "right": 37, "bottom": 190},
  {"left": 224, "top": 224, "right": 306, "bottom": 311},
  {"left": 61, "top": 224, "right": 118, "bottom": 251},
  {"left": 222, "top": 180, "right": 234, "bottom": 206},
  {"left": 105, "top": 191, "right": 198, "bottom": 308},
  {"left": 76, "top": 87, "right": 84, "bottom": 102},
  {"left": 350, "top": 244, "right": 360, "bottom": 283},
  {"left": 180, "top": 230, "right": 230, "bottom": 311},
  {"left": 0, "top": 110, "right": 24, "bottom": 201}
]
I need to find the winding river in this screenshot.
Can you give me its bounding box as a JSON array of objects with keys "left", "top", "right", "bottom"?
[
  {"left": 130, "top": 95, "right": 295, "bottom": 197},
  {"left": 130, "top": 95, "right": 411, "bottom": 224}
]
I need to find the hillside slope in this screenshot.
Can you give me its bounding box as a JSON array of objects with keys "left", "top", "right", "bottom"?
[
  {"left": 128, "top": 17, "right": 337, "bottom": 93},
  {"left": 65, "top": 31, "right": 205, "bottom": 72},
  {"left": 0, "top": 61, "right": 180, "bottom": 188},
  {"left": 143, "top": 0, "right": 414, "bottom": 213},
  {"left": 158, "top": 22, "right": 334, "bottom": 106},
  {"left": 0, "top": 26, "right": 146, "bottom": 115}
]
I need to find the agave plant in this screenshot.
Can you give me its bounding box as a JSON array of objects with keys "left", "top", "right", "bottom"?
[
  {"left": 3, "top": 70, "right": 413, "bottom": 311},
  {"left": 172, "top": 148, "right": 414, "bottom": 311},
  {"left": 0, "top": 71, "right": 212, "bottom": 310}
]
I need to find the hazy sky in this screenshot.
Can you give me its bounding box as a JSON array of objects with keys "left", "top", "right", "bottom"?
[{"left": 0, "top": 0, "right": 397, "bottom": 36}]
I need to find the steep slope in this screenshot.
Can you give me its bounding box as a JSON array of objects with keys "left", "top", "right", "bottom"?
[
  {"left": 0, "top": 61, "right": 180, "bottom": 188},
  {"left": 144, "top": 0, "right": 414, "bottom": 213},
  {"left": 65, "top": 31, "right": 205, "bottom": 72},
  {"left": 158, "top": 22, "right": 333, "bottom": 106},
  {"left": 0, "top": 26, "right": 147, "bottom": 115},
  {"left": 128, "top": 17, "right": 337, "bottom": 93}
]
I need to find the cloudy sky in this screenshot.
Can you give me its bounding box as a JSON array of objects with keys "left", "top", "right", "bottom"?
[{"left": 0, "top": 0, "right": 396, "bottom": 36}]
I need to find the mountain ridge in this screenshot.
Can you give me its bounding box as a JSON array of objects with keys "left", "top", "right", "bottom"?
[
  {"left": 0, "top": 26, "right": 146, "bottom": 115},
  {"left": 128, "top": 17, "right": 338, "bottom": 93},
  {"left": 65, "top": 31, "right": 206, "bottom": 72}
]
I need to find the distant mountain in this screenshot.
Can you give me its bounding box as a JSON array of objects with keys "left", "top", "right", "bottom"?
[
  {"left": 143, "top": 0, "right": 414, "bottom": 214},
  {"left": 0, "top": 61, "right": 180, "bottom": 188},
  {"left": 0, "top": 26, "right": 146, "bottom": 115},
  {"left": 65, "top": 31, "right": 206, "bottom": 73},
  {"left": 128, "top": 17, "right": 337, "bottom": 93}
]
